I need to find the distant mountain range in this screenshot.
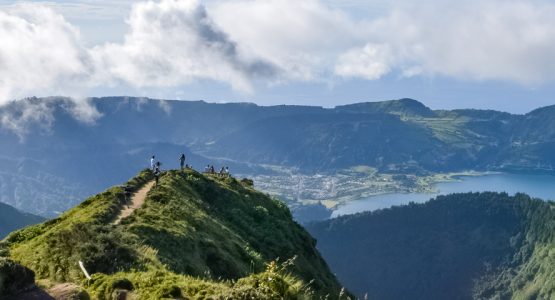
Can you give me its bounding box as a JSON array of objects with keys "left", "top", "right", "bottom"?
[
  {"left": 1, "top": 97, "right": 554, "bottom": 216},
  {"left": 0, "top": 202, "right": 43, "bottom": 239},
  {"left": 307, "top": 192, "right": 555, "bottom": 299}
]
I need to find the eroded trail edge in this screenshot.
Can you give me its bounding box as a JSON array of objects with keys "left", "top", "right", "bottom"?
[{"left": 113, "top": 180, "right": 155, "bottom": 225}]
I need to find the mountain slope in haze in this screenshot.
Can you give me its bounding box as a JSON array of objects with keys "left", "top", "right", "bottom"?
[
  {"left": 0, "top": 202, "right": 44, "bottom": 239},
  {"left": 307, "top": 192, "right": 555, "bottom": 299},
  {"left": 1, "top": 169, "right": 347, "bottom": 299},
  {"left": 1, "top": 97, "right": 555, "bottom": 218},
  {"left": 335, "top": 98, "right": 436, "bottom": 117}
]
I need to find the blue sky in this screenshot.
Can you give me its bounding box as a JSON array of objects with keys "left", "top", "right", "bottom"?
[{"left": 1, "top": 0, "right": 555, "bottom": 113}]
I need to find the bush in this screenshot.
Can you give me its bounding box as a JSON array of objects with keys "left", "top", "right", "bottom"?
[
  {"left": 0, "top": 258, "right": 35, "bottom": 296},
  {"left": 111, "top": 278, "right": 134, "bottom": 291},
  {"left": 240, "top": 178, "right": 254, "bottom": 187}
]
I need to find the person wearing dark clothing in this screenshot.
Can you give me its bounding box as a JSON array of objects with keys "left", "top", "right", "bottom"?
[
  {"left": 179, "top": 154, "right": 186, "bottom": 171},
  {"left": 154, "top": 162, "right": 161, "bottom": 186}
]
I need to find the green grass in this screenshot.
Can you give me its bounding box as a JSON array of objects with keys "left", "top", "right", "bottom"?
[{"left": 3, "top": 169, "right": 347, "bottom": 299}]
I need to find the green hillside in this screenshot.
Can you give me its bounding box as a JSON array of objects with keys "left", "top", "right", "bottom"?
[
  {"left": 308, "top": 192, "right": 555, "bottom": 300},
  {"left": 0, "top": 202, "right": 44, "bottom": 239},
  {"left": 1, "top": 169, "right": 346, "bottom": 299}
]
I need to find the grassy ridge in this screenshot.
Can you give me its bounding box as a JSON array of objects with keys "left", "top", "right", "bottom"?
[{"left": 2, "top": 169, "right": 345, "bottom": 299}]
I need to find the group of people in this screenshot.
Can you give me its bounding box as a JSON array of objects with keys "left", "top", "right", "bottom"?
[
  {"left": 204, "top": 165, "right": 230, "bottom": 177},
  {"left": 149, "top": 154, "right": 230, "bottom": 185}
]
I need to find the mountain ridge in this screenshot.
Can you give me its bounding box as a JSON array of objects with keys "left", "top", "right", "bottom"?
[
  {"left": 1, "top": 96, "right": 554, "bottom": 217},
  {"left": 0, "top": 202, "right": 44, "bottom": 239},
  {"left": 1, "top": 169, "right": 347, "bottom": 299}
]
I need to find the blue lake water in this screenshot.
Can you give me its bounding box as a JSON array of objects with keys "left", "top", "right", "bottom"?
[{"left": 331, "top": 173, "right": 555, "bottom": 218}]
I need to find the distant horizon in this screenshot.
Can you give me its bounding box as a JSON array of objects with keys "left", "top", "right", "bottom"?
[{"left": 20, "top": 95, "right": 555, "bottom": 115}]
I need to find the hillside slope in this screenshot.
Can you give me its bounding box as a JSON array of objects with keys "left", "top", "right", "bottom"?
[
  {"left": 308, "top": 192, "right": 555, "bottom": 299},
  {"left": 0, "top": 202, "right": 44, "bottom": 239},
  {"left": 1, "top": 169, "right": 346, "bottom": 299}
]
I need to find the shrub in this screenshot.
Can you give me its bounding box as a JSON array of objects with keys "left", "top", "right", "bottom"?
[{"left": 0, "top": 258, "right": 35, "bottom": 296}]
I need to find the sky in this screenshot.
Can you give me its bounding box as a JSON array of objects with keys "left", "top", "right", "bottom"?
[{"left": 1, "top": 0, "right": 555, "bottom": 113}]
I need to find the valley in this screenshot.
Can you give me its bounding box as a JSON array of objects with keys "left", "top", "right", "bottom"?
[{"left": 245, "top": 166, "right": 489, "bottom": 220}]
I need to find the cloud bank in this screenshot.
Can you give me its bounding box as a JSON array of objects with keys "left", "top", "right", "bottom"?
[
  {"left": 1, "top": 0, "right": 555, "bottom": 112},
  {"left": 335, "top": 0, "right": 555, "bottom": 84},
  {"left": 94, "top": 0, "right": 278, "bottom": 93},
  {"left": 0, "top": 4, "right": 94, "bottom": 104}
]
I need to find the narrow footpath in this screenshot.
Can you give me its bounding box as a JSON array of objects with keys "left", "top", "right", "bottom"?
[{"left": 113, "top": 180, "right": 155, "bottom": 225}]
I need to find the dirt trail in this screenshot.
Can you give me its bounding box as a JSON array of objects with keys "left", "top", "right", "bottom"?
[{"left": 113, "top": 180, "right": 155, "bottom": 225}]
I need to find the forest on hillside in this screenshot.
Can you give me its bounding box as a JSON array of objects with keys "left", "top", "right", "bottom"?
[{"left": 308, "top": 192, "right": 555, "bottom": 299}]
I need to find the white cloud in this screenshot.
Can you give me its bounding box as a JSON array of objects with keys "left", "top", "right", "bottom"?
[
  {"left": 0, "top": 98, "right": 56, "bottom": 139},
  {"left": 210, "top": 0, "right": 364, "bottom": 81},
  {"left": 0, "top": 4, "right": 94, "bottom": 104},
  {"left": 334, "top": 0, "right": 555, "bottom": 84},
  {"left": 335, "top": 44, "right": 392, "bottom": 80},
  {"left": 92, "top": 0, "right": 278, "bottom": 93},
  {"left": 0, "top": 4, "right": 101, "bottom": 134}
]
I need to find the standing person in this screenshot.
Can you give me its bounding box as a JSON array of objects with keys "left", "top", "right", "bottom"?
[
  {"left": 150, "top": 156, "right": 156, "bottom": 171},
  {"left": 219, "top": 166, "right": 225, "bottom": 177},
  {"left": 154, "top": 161, "right": 161, "bottom": 187},
  {"left": 179, "top": 154, "right": 186, "bottom": 171},
  {"left": 225, "top": 166, "right": 230, "bottom": 177}
]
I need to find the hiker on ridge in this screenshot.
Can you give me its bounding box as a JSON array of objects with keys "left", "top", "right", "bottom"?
[
  {"left": 150, "top": 156, "right": 156, "bottom": 171},
  {"left": 179, "top": 154, "right": 186, "bottom": 171},
  {"left": 154, "top": 162, "right": 161, "bottom": 186}
]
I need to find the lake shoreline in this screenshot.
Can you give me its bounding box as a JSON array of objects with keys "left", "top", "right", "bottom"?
[{"left": 331, "top": 172, "right": 555, "bottom": 218}]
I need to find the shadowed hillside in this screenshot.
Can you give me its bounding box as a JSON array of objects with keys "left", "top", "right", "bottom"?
[
  {"left": 308, "top": 192, "right": 555, "bottom": 299},
  {"left": 0, "top": 202, "right": 44, "bottom": 239}
]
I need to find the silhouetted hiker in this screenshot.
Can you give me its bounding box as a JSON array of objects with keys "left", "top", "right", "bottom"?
[
  {"left": 179, "top": 154, "right": 186, "bottom": 171},
  {"left": 205, "top": 165, "right": 210, "bottom": 173},
  {"left": 210, "top": 165, "right": 215, "bottom": 174},
  {"left": 150, "top": 156, "right": 156, "bottom": 171},
  {"left": 219, "top": 166, "right": 225, "bottom": 177},
  {"left": 225, "top": 166, "right": 230, "bottom": 177},
  {"left": 154, "top": 162, "right": 161, "bottom": 186}
]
